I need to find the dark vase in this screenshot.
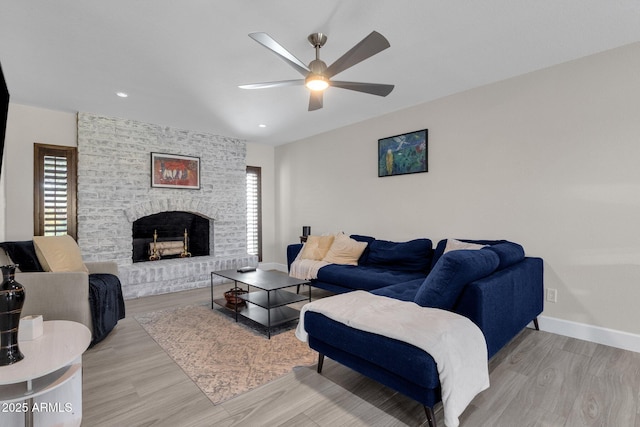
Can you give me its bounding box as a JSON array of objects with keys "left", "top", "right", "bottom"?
[{"left": 0, "top": 264, "right": 25, "bottom": 365}]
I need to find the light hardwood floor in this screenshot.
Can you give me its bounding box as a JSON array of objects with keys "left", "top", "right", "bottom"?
[{"left": 82, "top": 284, "right": 640, "bottom": 426}]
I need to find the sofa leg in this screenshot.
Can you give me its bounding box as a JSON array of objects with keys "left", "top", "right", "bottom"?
[
  {"left": 533, "top": 317, "right": 540, "bottom": 331},
  {"left": 424, "top": 406, "right": 437, "bottom": 427},
  {"left": 317, "top": 353, "right": 325, "bottom": 373}
]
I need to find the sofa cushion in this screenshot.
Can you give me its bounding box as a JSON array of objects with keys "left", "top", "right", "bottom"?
[
  {"left": 363, "top": 238, "right": 432, "bottom": 272},
  {"left": 317, "top": 265, "right": 427, "bottom": 292},
  {"left": 431, "top": 238, "right": 510, "bottom": 269},
  {"left": 349, "top": 234, "right": 375, "bottom": 243},
  {"left": 371, "top": 278, "right": 424, "bottom": 301},
  {"left": 443, "top": 238, "right": 486, "bottom": 253},
  {"left": 322, "top": 233, "right": 368, "bottom": 266},
  {"left": 299, "top": 235, "right": 335, "bottom": 260},
  {"left": 414, "top": 249, "right": 500, "bottom": 309},
  {"left": 483, "top": 242, "right": 525, "bottom": 270},
  {"left": 33, "top": 235, "right": 89, "bottom": 273},
  {"left": 349, "top": 234, "right": 375, "bottom": 264},
  {"left": 0, "top": 241, "right": 44, "bottom": 272}
]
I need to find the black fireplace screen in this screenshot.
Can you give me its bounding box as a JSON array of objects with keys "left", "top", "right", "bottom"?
[{"left": 132, "top": 211, "right": 210, "bottom": 263}]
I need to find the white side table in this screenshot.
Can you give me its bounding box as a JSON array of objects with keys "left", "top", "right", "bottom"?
[{"left": 0, "top": 320, "right": 91, "bottom": 427}]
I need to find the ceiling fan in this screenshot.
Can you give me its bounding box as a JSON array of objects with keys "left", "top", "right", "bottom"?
[{"left": 239, "top": 31, "right": 394, "bottom": 111}]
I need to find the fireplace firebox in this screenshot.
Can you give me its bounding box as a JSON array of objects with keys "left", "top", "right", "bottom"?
[{"left": 132, "top": 211, "right": 210, "bottom": 263}]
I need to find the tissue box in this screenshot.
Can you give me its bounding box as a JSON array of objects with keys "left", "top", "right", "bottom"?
[{"left": 19, "top": 315, "right": 44, "bottom": 341}]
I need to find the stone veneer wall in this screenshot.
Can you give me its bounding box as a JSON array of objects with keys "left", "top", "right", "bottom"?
[{"left": 76, "top": 113, "right": 257, "bottom": 298}]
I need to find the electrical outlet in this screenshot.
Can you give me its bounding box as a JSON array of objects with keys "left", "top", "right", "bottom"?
[{"left": 546, "top": 288, "right": 557, "bottom": 303}]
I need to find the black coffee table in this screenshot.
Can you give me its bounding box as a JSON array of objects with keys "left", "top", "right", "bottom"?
[{"left": 211, "top": 269, "right": 311, "bottom": 338}]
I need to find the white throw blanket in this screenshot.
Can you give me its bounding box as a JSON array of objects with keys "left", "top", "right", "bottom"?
[
  {"left": 289, "top": 258, "right": 329, "bottom": 280},
  {"left": 296, "top": 291, "right": 489, "bottom": 427}
]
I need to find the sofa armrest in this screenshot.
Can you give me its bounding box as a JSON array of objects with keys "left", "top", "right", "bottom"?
[
  {"left": 16, "top": 271, "right": 92, "bottom": 333},
  {"left": 287, "top": 244, "right": 304, "bottom": 271},
  {"left": 86, "top": 261, "right": 119, "bottom": 276},
  {"left": 453, "top": 257, "right": 543, "bottom": 358}
]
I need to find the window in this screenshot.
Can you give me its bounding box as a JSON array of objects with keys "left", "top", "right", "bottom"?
[
  {"left": 246, "top": 166, "right": 262, "bottom": 261},
  {"left": 33, "top": 144, "right": 78, "bottom": 240}
]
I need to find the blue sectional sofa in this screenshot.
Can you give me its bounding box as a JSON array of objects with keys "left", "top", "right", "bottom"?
[
  {"left": 289, "top": 235, "right": 544, "bottom": 427},
  {"left": 287, "top": 235, "right": 433, "bottom": 294}
]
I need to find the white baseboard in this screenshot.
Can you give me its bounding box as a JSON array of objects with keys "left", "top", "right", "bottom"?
[{"left": 537, "top": 315, "right": 640, "bottom": 354}]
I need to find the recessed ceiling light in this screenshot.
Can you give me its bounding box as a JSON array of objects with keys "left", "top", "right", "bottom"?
[
  {"left": 116, "top": 92, "right": 129, "bottom": 98},
  {"left": 258, "top": 124, "right": 267, "bottom": 128}
]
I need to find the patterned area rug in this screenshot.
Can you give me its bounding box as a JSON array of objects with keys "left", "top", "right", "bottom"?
[{"left": 135, "top": 304, "right": 316, "bottom": 404}]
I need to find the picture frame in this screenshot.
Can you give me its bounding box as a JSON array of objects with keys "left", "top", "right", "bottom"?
[
  {"left": 378, "top": 129, "right": 428, "bottom": 177},
  {"left": 151, "top": 152, "right": 200, "bottom": 189}
]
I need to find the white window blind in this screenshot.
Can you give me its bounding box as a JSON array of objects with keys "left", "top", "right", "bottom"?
[
  {"left": 246, "top": 166, "right": 262, "bottom": 260},
  {"left": 43, "top": 155, "right": 69, "bottom": 236},
  {"left": 34, "top": 143, "right": 77, "bottom": 239}
]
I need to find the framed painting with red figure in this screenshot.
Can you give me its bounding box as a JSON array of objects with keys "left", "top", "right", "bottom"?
[{"left": 151, "top": 152, "right": 200, "bottom": 189}]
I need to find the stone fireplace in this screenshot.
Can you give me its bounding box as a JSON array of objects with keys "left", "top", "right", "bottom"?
[{"left": 76, "top": 113, "right": 258, "bottom": 298}]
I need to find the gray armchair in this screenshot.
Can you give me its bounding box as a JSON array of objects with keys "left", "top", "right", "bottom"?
[
  {"left": 17, "top": 262, "right": 119, "bottom": 334},
  {"left": 0, "top": 246, "right": 121, "bottom": 340}
]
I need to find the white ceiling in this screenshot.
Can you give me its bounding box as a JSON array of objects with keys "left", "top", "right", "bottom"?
[{"left": 1, "top": 1, "right": 639, "bottom": 146}]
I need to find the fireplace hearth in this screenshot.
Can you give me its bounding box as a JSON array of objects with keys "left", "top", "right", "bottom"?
[{"left": 132, "top": 211, "right": 209, "bottom": 263}]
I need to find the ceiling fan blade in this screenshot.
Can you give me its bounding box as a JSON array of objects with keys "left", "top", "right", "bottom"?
[
  {"left": 325, "top": 31, "right": 390, "bottom": 78},
  {"left": 330, "top": 81, "right": 394, "bottom": 97},
  {"left": 308, "top": 91, "right": 323, "bottom": 111},
  {"left": 249, "top": 33, "right": 310, "bottom": 77},
  {"left": 239, "top": 79, "right": 304, "bottom": 89}
]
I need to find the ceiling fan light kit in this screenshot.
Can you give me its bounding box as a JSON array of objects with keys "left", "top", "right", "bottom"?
[
  {"left": 305, "top": 74, "right": 329, "bottom": 91},
  {"left": 240, "top": 31, "right": 394, "bottom": 111}
]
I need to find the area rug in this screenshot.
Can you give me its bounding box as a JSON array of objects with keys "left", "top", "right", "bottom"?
[{"left": 135, "top": 304, "right": 317, "bottom": 404}]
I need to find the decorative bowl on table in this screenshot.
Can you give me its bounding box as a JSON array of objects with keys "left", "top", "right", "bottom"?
[{"left": 224, "top": 287, "right": 248, "bottom": 307}]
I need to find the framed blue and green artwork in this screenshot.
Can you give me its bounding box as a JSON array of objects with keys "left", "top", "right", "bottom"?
[{"left": 378, "top": 129, "right": 428, "bottom": 177}]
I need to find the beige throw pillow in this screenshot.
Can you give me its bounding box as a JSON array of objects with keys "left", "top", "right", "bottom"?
[
  {"left": 322, "top": 233, "right": 368, "bottom": 266},
  {"left": 33, "top": 235, "right": 89, "bottom": 273},
  {"left": 299, "top": 235, "right": 335, "bottom": 260},
  {"left": 443, "top": 239, "right": 487, "bottom": 253}
]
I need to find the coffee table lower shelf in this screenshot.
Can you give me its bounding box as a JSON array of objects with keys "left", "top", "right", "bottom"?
[{"left": 213, "top": 298, "right": 301, "bottom": 334}]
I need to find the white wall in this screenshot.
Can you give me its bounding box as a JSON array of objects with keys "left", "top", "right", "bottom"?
[
  {"left": 3, "top": 104, "right": 76, "bottom": 240},
  {"left": 274, "top": 42, "right": 640, "bottom": 337}
]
